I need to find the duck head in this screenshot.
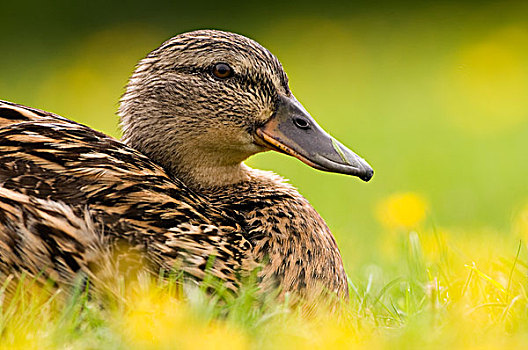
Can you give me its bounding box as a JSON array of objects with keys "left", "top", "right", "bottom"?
[{"left": 119, "top": 30, "right": 373, "bottom": 189}]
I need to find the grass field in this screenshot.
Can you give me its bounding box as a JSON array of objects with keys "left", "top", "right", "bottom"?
[
  {"left": 1, "top": 219, "right": 527, "bottom": 349},
  {"left": 1, "top": 1, "right": 527, "bottom": 348}
]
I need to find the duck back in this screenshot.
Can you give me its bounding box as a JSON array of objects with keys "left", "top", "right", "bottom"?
[{"left": 0, "top": 100, "right": 252, "bottom": 290}]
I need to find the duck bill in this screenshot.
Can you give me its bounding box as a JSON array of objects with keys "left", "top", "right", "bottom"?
[{"left": 256, "top": 94, "right": 373, "bottom": 182}]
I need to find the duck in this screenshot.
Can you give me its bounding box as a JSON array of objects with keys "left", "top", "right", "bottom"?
[{"left": 0, "top": 30, "right": 373, "bottom": 301}]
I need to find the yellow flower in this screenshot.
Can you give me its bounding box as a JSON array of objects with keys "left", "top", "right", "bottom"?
[
  {"left": 120, "top": 287, "right": 249, "bottom": 350},
  {"left": 265, "top": 312, "right": 377, "bottom": 350},
  {"left": 376, "top": 192, "right": 428, "bottom": 230}
]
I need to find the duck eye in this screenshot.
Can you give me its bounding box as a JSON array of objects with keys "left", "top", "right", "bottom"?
[{"left": 212, "top": 63, "right": 233, "bottom": 79}]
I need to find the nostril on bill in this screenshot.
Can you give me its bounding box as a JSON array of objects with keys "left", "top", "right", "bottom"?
[{"left": 293, "top": 117, "right": 310, "bottom": 129}]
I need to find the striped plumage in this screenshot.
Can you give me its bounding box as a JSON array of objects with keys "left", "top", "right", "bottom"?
[
  {"left": 0, "top": 30, "right": 373, "bottom": 301},
  {"left": 0, "top": 100, "right": 251, "bottom": 291}
]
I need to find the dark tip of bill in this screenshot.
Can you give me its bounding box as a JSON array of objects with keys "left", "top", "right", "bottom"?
[{"left": 360, "top": 167, "right": 374, "bottom": 182}]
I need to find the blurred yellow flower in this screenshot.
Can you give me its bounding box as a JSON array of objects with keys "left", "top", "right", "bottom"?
[
  {"left": 121, "top": 288, "right": 248, "bottom": 350},
  {"left": 265, "top": 312, "right": 378, "bottom": 350},
  {"left": 0, "top": 333, "right": 52, "bottom": 350},
  {"left": 376, "top": 192, "right": 428, "bottom": 230}
]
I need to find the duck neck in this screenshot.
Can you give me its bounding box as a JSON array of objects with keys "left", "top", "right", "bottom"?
[
  {"left": 172, "top": 161, "right": 252, "bottom": 190},
  {"left": 121, "top": 126, "right": 252, "bottom": 191}
]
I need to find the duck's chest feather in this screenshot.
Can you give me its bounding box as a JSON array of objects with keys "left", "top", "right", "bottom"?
[{"left": 204, "top": 170, "right": 349, "bottom": 299}]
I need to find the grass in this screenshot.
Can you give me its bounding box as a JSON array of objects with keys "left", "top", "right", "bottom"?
[{"left": 1, "top": 223, "right": 526, "bottom": 349}]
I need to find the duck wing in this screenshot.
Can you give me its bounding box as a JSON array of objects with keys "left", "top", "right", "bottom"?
[
  {"left": 0, "top": 100, "right": 253, "bottom": 290},
  {"left": 0, "top": 186, "right": 111, "bottom": 286}
]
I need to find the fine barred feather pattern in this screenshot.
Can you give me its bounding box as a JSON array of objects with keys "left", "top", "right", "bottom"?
[
  {"left": 0, "top": 186, "right": 108, "bottom": 285},
  {"left": 0, "top": 100, "right": 254, "bottom": 292}
]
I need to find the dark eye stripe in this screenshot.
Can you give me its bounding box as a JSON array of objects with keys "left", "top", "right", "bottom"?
[{"left": 170, "top": 65, "right": 276, "bottom": 96}]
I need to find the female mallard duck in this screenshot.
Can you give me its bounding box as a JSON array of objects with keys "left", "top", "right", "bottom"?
[{"left": 0, "top": 30, "right": 372, "bottom": 300}]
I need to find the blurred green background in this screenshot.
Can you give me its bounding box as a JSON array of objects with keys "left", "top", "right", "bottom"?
[{"left": 1, "top": 0, "right": 527, "bottom": 272}]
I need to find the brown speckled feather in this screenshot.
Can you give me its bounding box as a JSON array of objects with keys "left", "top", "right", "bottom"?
[
  {"left": 0, "top": 100, "right": 253, "bottom": 291},
  {"left": 204, "top": 170, "right": 348, "bottom": 299}
]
